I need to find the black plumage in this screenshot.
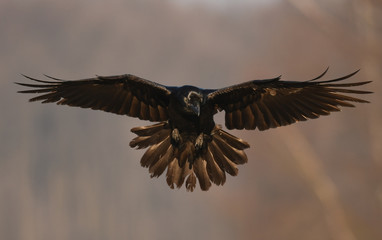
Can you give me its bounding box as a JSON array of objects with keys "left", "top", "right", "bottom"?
[{"left": 16, "top": 69, "right": 372, "bottom": 191}]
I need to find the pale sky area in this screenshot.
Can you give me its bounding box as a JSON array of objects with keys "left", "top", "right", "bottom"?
[{"left": 174, "top": 0, "right": 280, "bottom": 9}]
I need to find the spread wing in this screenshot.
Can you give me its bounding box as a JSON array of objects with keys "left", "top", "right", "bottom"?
[
  {"left": 17, "top": 74, "right": 172, "bottom": 122},
  {"left": 207, "top": 69, "right": 372, "bottom": 130}
]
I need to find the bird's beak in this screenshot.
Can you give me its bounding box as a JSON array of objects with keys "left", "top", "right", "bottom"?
[{"left": 191, "top": 103, "right": 200, "bottom": 116}]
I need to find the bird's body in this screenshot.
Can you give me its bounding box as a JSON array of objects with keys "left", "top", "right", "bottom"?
[
  {"left": 168, "top": 85, "right": 215, "bottom": 133},
  {"left": 129, "top": 85, "right": 249, "bottom": 191},
  {"left": 17, "top": 69, "right": 371, "bottom": 191}
]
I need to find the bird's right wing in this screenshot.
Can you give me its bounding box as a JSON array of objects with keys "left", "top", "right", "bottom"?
[
  {"left": 207, "top": 69, "right": 372, "bottom": 130},
  {"left": 17, "top": 74, "right": 173, "bottom": 122}
]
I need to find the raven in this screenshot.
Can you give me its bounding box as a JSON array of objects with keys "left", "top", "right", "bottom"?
[{"left": 17, "top": 69, "right": 371, "bottom": 191}]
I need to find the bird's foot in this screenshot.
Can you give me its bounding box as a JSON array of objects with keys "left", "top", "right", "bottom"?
[
  {"left": 195, "top": 133, "right": 204, "bottom": 152},
  {"left": 171, "top": 128, "right": 182, "bottom": 145}
]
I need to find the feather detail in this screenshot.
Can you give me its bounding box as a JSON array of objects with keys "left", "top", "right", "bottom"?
[
  {"left": 186, "top": 173, "right": 197, "bottom": 192},
  {"left": 193, "top": 157, "right": 212, "bottom": 191},
  {"left": 130, "top": 123, "right": 249, "bottom": 191}
]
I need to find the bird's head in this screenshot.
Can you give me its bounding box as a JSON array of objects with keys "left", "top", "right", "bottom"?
[{"left": 176, "top": 86, "right": 204, "bottom": 116}]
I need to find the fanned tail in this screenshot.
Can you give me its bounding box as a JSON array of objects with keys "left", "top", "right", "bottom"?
[
  {"left": 206, "top": 125, "right": 249, "bottom": 186},
  {"left": 130, "top": 123, "right": 250, "bottom": 191}
]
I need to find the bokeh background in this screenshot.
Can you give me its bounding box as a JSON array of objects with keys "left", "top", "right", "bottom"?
[{"left": 1, "top": 0, "right": 381, "bottom": 239}]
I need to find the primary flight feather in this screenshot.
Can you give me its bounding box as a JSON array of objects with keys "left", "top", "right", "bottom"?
[{"left": 17, "top": 69, "right": 371, "bottom": 191}]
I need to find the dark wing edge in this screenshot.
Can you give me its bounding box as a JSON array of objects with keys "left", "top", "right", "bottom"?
[
  {"left": 207, "top": 69, "right": 372, "bottom": 131},
  {"left": 16, "top": 74, "right": 172, "bottom": 122}
]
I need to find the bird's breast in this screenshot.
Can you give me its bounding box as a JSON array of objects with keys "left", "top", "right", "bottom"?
[{"left": 168, "top": 103, "right": 215, "bottom": 135}]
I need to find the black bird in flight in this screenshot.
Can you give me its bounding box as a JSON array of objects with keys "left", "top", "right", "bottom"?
[{"left": 17, "top": 69, "right": 371, "bottom": 191}]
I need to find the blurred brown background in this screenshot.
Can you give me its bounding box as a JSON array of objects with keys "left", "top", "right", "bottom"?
[{"left": 1, "top": 0, "right": 381, "bottom": 239}]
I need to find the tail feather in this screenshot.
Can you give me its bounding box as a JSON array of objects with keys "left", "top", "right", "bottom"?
[
  {"left": 166, "top": 158, "right": 191, "bottom": 189},
  {"left": 185, "top": 173, "right": 197, "bottom": 192},
  {"left": 178, "top": 141, "right": 194, "bottom": 168},
  {"left": 193, "top": 157, "right": 212, "bottom": 191},
  {"left": 205, "top": 148, "right": 226, "bottom": 186},
  {"left": 130, "top": 123, "right": 250, "bottom": 191},
  {"left": 209, "top": 140, "right": 238, "bottom": 176},
  {"left": 166, "top": 159, "right": 178, "bottom": 189},
  {"left": 129, "top": 135, "right": 152, "bottom": 149},
  {"left": 131, "top": 122, "right": 168, "bottom": 136},
  {"left": 139, "top": 136, "right": 168, "bottom": 168},
  {"left": 130, "top": 122, "right": 170, "bottom": 149},
  {"left": 149, "top": 142, "right": 173, "bottom": 178},
  {"left": 213, "top": 133, "right": 248, "bottom": 164},
  {"left": 214, "top": 129, "right": 250, "bottom": 150}
]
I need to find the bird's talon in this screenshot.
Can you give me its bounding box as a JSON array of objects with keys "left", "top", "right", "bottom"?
[
  {"left": 195, "top": 133, "right": 204, "bottom": 151},
  {"left": 171, "top": 128, "right": 181, "bottom": 144}
]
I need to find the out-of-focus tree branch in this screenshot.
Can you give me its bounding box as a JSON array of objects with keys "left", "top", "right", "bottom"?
[
  {"left": 286, "top": 0, "right": 345, "bottom": 36},
  {"left": 282, "top": 126, "right": 357, "bottom": 240},
  {"left": 288, "top": 0, "right": 382, "bottom": 216},
  {"left": 352, "top": 0, "right": 382, "bottom": 166},
  {"left": 352, "top": 0, "right": 382, "bottom": 213}
]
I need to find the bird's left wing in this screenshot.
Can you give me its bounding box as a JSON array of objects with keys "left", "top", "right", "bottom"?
[
  {"left": 17, "top": 74, "right": 172, "bottom": 121},
  {"left": 207, "top": 69, "right": 372, "bottom": 130}
]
